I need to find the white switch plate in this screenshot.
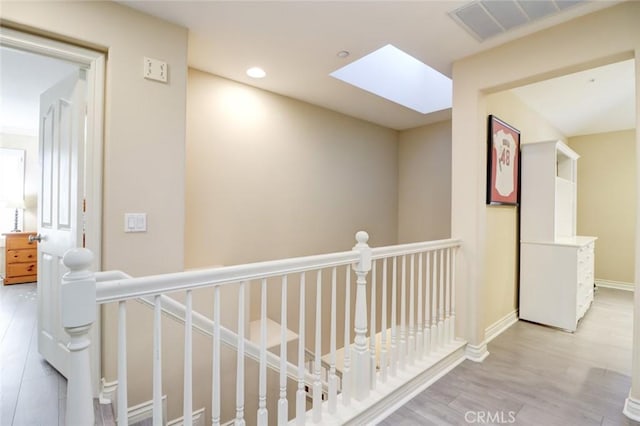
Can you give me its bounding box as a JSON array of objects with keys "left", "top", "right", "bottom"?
[
  {"left": 143, "top": 57, "right": 168, "bottom": 83},
  {"left": 125, "top": 213, "right": 147, "bottom": 232}
]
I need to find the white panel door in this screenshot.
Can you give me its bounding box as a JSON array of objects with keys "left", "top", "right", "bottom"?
[{"left": 37, "top": 70, "right": 86, "bottom": 378}]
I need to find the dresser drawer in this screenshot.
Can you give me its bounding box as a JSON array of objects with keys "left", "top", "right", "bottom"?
[
  {"left": 6, "top": 236, "right": 37, "bottom": 250},
  {"left": 7, "top": 249, "right": 37, "bottom": 263},
  {"left": 7, "top": 262, "right": 37, "bottom": 277}
]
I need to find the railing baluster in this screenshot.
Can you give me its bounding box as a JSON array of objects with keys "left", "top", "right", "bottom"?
[
  {"left": 408, "top": 254, "right": 415, "bottom": 364},
  {"left": 416, "top": 253, "right": 423, "bottom": 361},
  {"left": 258, "top": 279, "right": 268, "bottom": 426},
  {"left": 153, "top": 295, "right": 162, "bottom": 426},
  {"left": 451, "top": 247, "right": 457, "bottom": 342},
  {"left": 424, "top": 251, "right": 431, "bottom": 356},
  {"left": 399, "top": 255, "right": 406, "bottom": 370},
  {"left": 431, "top": 250, "right": 438, "bottom": 352},
  {"left": 380, "top": 258, "right": 388, "bottom": 382},
  {"left": 313, "top": 270, "right": 322, "bottom": 423},
  {"left": 236, "top": 282, "right": 246, "bottom": 426},
  {"left": 438, "top": 249, "right": 445, "bottom": 347},
  {"left": 445, "top": 248, "right": 451, "bottom": 344},
  {"left": 296, "top": 273, "right": 306, "bottom": 425},
  {"left": 390, "top": 256, "right": 397, "bottom": 377},
  {"left": 278, "top": 276, "right": 288, "bottom": 425},
  {"left": 352, "top": 231, "right": 371, "bottom": 401},
  {"left": 342, "top": 266, "right": 351, "bottom": 406},
  {"left": 329, "top": 267, "right": 338, "bottom": 413},
  {"left": 369, "top": 260, "right": 377, "bottom": 390},
  {"left": 118, "top": 301, "right": 128, "bottom": 426},
  {"left": 184, "top": 290, "right": 193, "bottom": 425},
  {"left": 212, "top": 287, "right": 221, "bottom": 426}
]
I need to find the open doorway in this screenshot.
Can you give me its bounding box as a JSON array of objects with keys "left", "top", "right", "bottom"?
[{"left": 0, "top": 28, "right": 105, "bottom": 419}]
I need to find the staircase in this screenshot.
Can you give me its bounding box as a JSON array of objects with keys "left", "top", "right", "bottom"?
[{"left": 60, "top": 231, "right": 464, "bottom": 425}]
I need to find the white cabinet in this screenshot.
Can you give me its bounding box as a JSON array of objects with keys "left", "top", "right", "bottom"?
[{"left": 519, "top": 140, "right": 596, "bottom": 332}]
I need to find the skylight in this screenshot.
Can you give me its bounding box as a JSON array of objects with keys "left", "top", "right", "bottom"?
[{"left": 330, "top": 44, "right": 452, "bottom": 114}]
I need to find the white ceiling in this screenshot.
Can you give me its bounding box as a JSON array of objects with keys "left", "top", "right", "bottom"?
[
  {"left": 511, "top": 59, "right": 636, "bottom": 137},
  {"left": 120, "top": 0, "right": 628, "bottom": 131},
  {"left": 1, "top": 1, "right": 634, "bottom": 138},
  {"left": 0, "top": 46, "right": 78, "bottom": 136}
]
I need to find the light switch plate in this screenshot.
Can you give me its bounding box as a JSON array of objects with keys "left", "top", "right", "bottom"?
[
  {"left": 144, "top": 57, "right": 168, "bottom": 83},
  {"left": 125, "top": 213, "right": 147, "bottom": 232}
]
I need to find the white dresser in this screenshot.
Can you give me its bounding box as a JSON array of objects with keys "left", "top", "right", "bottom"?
[{"left": 519, "top": 140, "right": 596, "bottom": 332}]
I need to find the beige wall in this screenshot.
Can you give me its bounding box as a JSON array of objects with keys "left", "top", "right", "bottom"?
[
  {"left": 483, "top": 91, "right": 565, "bottom": 330},
  {"left": 569, "top": 130, "right": 636, "bottom": 285},
  {"left": 451, "top": 1, "right": 640, "bottom": 350},
  {"left": 1, "top": 0, "right": 189, "bottom": 416},
  {"left": 2, "top": 1, "right": 188, "bottom": 276},
  {"left": 185, "top": 68, "right": 398, "bottom": 267},
  {"left": 397, "top": 119, "right": 452, "bottom": 243}
]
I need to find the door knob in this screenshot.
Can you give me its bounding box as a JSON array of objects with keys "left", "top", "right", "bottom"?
[{"left": 28, "top": 234, "right": 43, "bottom": 243}]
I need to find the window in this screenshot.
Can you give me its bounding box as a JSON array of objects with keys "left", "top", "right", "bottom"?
[{"left": 0, "top": 148, "right": 26, "bottom": 233}]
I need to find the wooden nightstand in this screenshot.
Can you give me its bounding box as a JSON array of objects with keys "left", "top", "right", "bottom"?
[{"left": 3, "top": 232, "right": 38, "bottom": 285}]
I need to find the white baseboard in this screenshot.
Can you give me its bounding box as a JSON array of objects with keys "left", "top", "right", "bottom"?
[
  {"left": 484, "top": 309, "right": 519, "bottom": 344},
  {"left": 624, "top": 396, "right": 640, "bottom": 421},
  {"left": 127, "top": 396, "right": 168, "bottom": 424},
  {"left": 168, "top": 407, "right": 205, "bottom": 426},
  {"left": 99, "top": 378, "right": 117, "bottom": 405},
  {"left": 465, "top": 342, "right": 489, "bottom": 362},
  {"left": 596, "top": 279, "right": 634, "bottom": 292}
]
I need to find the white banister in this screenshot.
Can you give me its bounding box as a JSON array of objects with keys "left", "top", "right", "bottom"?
[
  {"left": 61, "top": 248, "right": 96, "bottom": 426},
  {"left": 380, "top": 258, "right": 388, "bottom": 382},
  {"left": 71, "top": 234, "right": 462, "bottom": 426},
  {"left": 352, "top": 231, "right": 371, "bottom": 401},
  {"left": 369, "top": 260, "right": 377, "bottom": 390},
  {"left": 408, "top": 254, "right": 415, "bottom": 364},
  {"left": 118, "top": 300, "right": 128, "bottom": 426},
  {"left": 329, "top": 267, "right": 338, "bottom": 413},
  {"left": 431, "top": 251, "right": 438, "bottom": 351},
  {"left": 313, "top": 270, "right": 322, "bottom": 423},
  {"left": 212, "top": 286, "right": 221, "bottom": 426},
  {"left": 342, "top": 265, "right": 351, "bottom": 406},
  {"left": 399, "top": 255, "right": 406, "bottom": 370},
  {"left": 235, "top": 281, "right": 246, "bottom": 426},
  {"left": 184, "top": 290, "right": 193, "bottom": 426},
  {"left": 451, "top": 247, "right": 457, "bottom": 342},
  {"left": 153, "top": 294, "right": 163, "bottom": 426},
  {"left": 278, "top": 276, "right": 288, "bottom": 425},
  {"left": 438, "top": 249, "right": 445, "bottom": 347},
  {"left": 258, "top": 279, "right": 268, "bottom": 426},
  {"left": 416, "top": 253, "right": 423, "bottom": 361},
  {"left": 445, "top": 248, "right": 452, "bottom": 344},
  {"left": 296, "top": 273, "right": 306, "bottom": 425},
  {"left": 424, "top": 251, "right": 431, "bottom": 356},
  {"left": 390, "top": 256, "right": 397, "bottom": 377}
]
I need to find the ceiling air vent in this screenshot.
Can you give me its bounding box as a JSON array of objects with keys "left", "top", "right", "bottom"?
[{"left": 449, "top": 0, "right": 585, "bottom": 42}]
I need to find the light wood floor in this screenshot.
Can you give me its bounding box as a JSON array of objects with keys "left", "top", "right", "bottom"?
[
  {"left": 0, "top": 282, "right": 68, "bottom": 425},
  {"left": 380, "top": 287, "right": 639, "bottom": 425}
]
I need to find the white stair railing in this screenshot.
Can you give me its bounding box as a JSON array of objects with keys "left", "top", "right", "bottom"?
[{"left": 61, "top": 232, "right": 462, "bottom": 426}]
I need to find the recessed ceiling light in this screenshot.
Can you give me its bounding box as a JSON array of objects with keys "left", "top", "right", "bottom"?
[
  {"left": 246, "top": 67, "right": 266, "bottom": 79},
  {"left": 330, "top": 44, "right": 452, "bottom": 114},
  {"left": 337, "top": 50, "right": 350, "bottom": 58}
]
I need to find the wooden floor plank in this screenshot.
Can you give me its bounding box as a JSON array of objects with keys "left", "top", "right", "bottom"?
[{"left": 380, "top": 288, "right": 640, "bottom": 425}]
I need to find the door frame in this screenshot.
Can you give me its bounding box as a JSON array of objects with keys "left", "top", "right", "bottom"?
[{"left": 0, "top": 26, "right": 105, "bottom": 396}]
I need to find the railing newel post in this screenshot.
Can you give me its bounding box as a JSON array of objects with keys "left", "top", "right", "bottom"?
[
  {"left": 62, "top": 248, "right": 96, "bottom": 426},
  {"left": 352, "top": 231, "right": 372, "bottom": 401}
]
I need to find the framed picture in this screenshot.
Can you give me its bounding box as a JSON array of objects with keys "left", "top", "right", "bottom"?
[{"left": 486, "top": 115, "right": 520, "bottom": 205}]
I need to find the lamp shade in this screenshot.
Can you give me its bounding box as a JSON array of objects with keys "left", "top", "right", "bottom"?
[{"left": 2, "top": 199, "right": 25, "bottom": 209}]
